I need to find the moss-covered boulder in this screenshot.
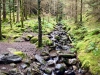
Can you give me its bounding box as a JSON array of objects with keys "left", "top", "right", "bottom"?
[
  {"left": 42, "top": 36, "right": 53, "bottom": 46},
  {"left": 30, "top": 35, "right": 52, "bottom": 46},
  {"left": 30, "top": 36, "right": 38, "bottom": 43},
  {"left": 7, "top": 48, "right": 26, "bottom": 58},
  {"left": 13, "top": 51, "right": 26, "bottom": 58}
]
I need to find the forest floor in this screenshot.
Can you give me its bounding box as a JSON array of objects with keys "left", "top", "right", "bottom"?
[{"left": 0, "top": 42, "right": 37, "bottom": 56}]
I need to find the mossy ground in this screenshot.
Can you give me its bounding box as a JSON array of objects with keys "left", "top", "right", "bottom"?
[
  {"left": 2, "top": 17, "right": 56, "bottom": 41},
  {"left": 62, "top": 16, "right": 100, "bottom": 74}
]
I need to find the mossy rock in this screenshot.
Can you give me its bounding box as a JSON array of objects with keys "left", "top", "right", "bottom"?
[
  {"left": 12, "top": 34, "right": 21, "bottom": 39},
  {"left": 42, "top": 36, "right": 52, "bottom": 46},
  {"left": 13, "top": 51, "right": 26, "bottom": 58},
  {"left": 30, "top": 36, "right": 38, "bottom": 43},
  {"left": 34, "top": 35, "right": 52, "bottom": 46},
  {"left": 27, "top": 34, "right": 33, "bottom": 38}
]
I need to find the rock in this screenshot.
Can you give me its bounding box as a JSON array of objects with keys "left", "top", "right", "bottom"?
[
  {"left": 43, "top": 73, "right": 49, "bottom": 75},
  {"left": 23, "top": 58, "right": 31, "bottom": 65},
  {"left": 10, "top": 63, "right": 17, "bottom": 68},
  {"left": 59, "top": 53, "right": 76, "bottom": 58},
  {"left": 30, "top": 36, "right": 38, "bottom": 43},
  {"left": 30, "top": 55, "right": 35, "bottom": 62},
  {"left": 45, "top": 67, "right": 52, "bottom": 74},
  {"left": 21, "top": 64, "right": 28, "bottom": 69},
  {"left": 7, "top": 48, "right": 25, "bottom": 58},
  {"left": 47, "top": 59, "right": 55, "bottom": 66},
  {"left": 73, "top": 65, "right": 78, "bottom": 71},
  {"left": 25, "top": 67, "right": 34, "bottom": 75},
  {"left": 22, "top": 34, "right": 33, "bottom": 41},
  {"left": 68, "top": 58, "right": 77, "bottom": 65},
  {"left": 43, "top": 56, "right": 50, "bottom": 61},
  {"left": 0, "top": 54, "right": 22, "bottom": 64},
  {"left": 35, "top": 54, "right": 46, "bottom": 65},
  {"left": 49, "top": 50, "right": 57, "bottom": 57},
  {"left": 1, "top": 67, "right": 7, "bottom": 70},
  {"left": 31, "top": 62, "right": 40, "bottom": 69},
  {"left": 55, "top": 63, "right": 66, "bottom": 70},
  {"left": 64, "top": 70, "right": 75, "bottom": 75},
  {"left": 41, "top": 52, "right": 49, "bottom": 56},
  {"left": 0, "top": 70, "right": 7, "bottom": 75},
  {"left": 14, "top": 37, "right": 25, "bottom": 42},
  {"left": 8, "top": 68, "right": 18, "bottom": 75},
  {"left": 62, "top": 45, "right": 70, "bottom": 50}
]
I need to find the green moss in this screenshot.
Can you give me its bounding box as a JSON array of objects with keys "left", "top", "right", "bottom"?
[
  {"left": 65, "top": 18, "right": 100, "bottom": 75},
  {"left": 42, "top": 36, "right": 52, "bottom": 46},
  {"left": 30, "top": 36, "right": 38, "bottom": 43},
  {"left": 14, "top": 51, "right": 26, "bottom": 58},
  {"left": 31, "top": 35, "right": 52, "bottom": 47}
]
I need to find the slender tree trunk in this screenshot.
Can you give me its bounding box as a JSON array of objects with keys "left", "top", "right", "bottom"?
[
  {"left": 0, "top": 0, "right": 2, "bottom": 40},
  {"left": 9, "top": 0, "right": 12, "bottom": 28},
  {"left": 13, "top": 0, "right": 15, "bottom": 22},
  {"left": 38, "top": 0, "right": 42, "bottom": 47},
  {"left": 3, "top": 0, "right": 6, "bottom": 21},
  {"left": 75, "top": 0, "right": 77, "bottom": 23},
  {"left": 16, "top": 0, "right": 20, "bottom": 22},
  {"left": 54, "top": 0, "right": 56, "bottom": 15},
  {"left": 20, "top": 0, "right": 24, "bottom": 28},
  {"left": 24, "top": 0, "right": 27, "bottom": 20},
  {"left": 80, "top": 0, "right": 83, "bottom": 25},
  {"left": 29, "top": 0, "right": 32, "bottom": 17}
]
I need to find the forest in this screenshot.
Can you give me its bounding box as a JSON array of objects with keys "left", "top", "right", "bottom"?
[{"left": 0, "top": 0, "right": 100, "bottom": 75}]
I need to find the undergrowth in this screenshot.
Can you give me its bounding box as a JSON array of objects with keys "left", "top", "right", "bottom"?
[{"left": 62, "top": 15, "right": 100, "bottom": 74}]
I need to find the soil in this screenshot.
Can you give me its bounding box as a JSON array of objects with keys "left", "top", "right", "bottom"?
[{"left": 0, "top": 41, "right": 38, "bottom": 72}]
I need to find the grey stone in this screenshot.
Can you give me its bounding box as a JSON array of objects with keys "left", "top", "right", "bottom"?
[
  {"left": 1, "top": 67, "right": 7, "bottom": 70},
  {"left": 35, "top": 54, "right": 46, "bottom": 65},
  {"left": 10, "top": 63, "right": 17, "bottom": 68},
  {"left": 68, "top": 58, "right": 77, "bottom": 65},
  {"left": 21, "top": 64, "right": 28, "bottom": 69}
]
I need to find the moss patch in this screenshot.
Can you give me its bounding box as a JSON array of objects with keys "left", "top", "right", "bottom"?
[{"left": 63, "top": 18, "right": 100, "bottom": 74}]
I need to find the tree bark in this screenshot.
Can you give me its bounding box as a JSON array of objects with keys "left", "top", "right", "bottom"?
[
  {"left": 24, "top": 0, "right": 27, "bottom": 20},
  {"left": 20, "top": 0, "right": 24, "bottom": 28},
  {"left": 80, "top": 0, "right": 83, "bottom": 25},
  {"left": 38, "top": 0, "right": 42, "bottom": 47},
  {"left": 16, "top": 0, "right": 20, "bottom": 22},
  {"left": 9, "top": 0, "right": 12, "bottom": 28},
  {"left": 75, "top": 0, "right": 77, "bottom": 23},
  {"left": 13, "top": 0, "right": 15, "bottom": 22},
  {"left": 3, "top": 0, "right": 6, "bottom": 21},
  {"left": 0, "top": 0, "right": 2, "bottom": 40}
]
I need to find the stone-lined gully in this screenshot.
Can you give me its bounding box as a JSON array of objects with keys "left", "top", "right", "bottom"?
[{"left": 0, "top": 23, "right": 92, "bottom": 75}]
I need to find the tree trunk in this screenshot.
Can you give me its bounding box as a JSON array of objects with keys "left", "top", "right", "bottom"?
[
  {"left": 29, "top": 0, "right": 32, "bottom": 17},
  {"left": 16, "top": 0, "right": 20, "bottom": 22},
  {"left": 24, "top": 0, "right": 27, "bottom": 20},
  {"left": 13, "top": 0, "right": 15, "bottom": 22},
  {"left": 0, "top": 0, "right": 2, "bottom": 40},
  {"left": 38, "top": 0, "right": 42, "bottom": 47},
  {"left": 9, "top": 0, "right": 12, "bottom": 28},
  {"left": 20, "top": 0, "right": 24, "bottom": 28},
  {"left": 75, "top": 0, "right": 77, "bottom": 23},
  {"left": 80, "top": 0, "right": 83, "bottom": 25},
  {"left": 3, "top": 0, "right": 6, "bottom": 21}
]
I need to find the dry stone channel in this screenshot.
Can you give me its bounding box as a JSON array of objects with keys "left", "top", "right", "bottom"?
[{"left": 0, "top": 24, "right": 91, "bottom": 75}]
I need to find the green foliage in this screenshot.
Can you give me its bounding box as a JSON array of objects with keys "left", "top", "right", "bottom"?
[
  {"left": 89, "top": 29, "right": 100, "bottom": 35},
  {"left": 65, "top": 17, "right": 100, "bottom": 74}
]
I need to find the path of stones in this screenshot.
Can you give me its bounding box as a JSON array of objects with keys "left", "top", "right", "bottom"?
[{"left": 0, "top": 24, "right": 92, "bottom": 75}]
